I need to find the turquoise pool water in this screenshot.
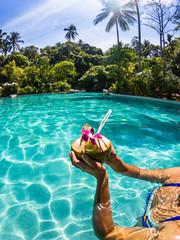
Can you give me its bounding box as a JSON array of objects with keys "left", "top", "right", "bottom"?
[{"left": 0, "top": 93, "right": 179, "bottom": 240}]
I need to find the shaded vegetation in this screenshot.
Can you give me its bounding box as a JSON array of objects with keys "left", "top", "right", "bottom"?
[{"left": 0, "top": 31, "right": 179, "bottom": 101}]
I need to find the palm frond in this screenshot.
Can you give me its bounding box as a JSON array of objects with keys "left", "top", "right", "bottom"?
[
  {"left": 106, "top": 15, "right": 116, "bottom": 32},
  {"left": 122, "top": 11, "right": 137, "bottom": 24},
  {"left": 93, "top": 11, "right": 110, "bottom": 25},
  {"left": 117, "top": 16, "right": 130, "bottom": 31},
  {"left": 65, "top": 32, "right": 71, "bottom": 40},
  {"left": 64, "top": 25, "right": 78, "bottom": 42},
  {"left": 93, "top": 0, "right": 137, "bottom": 43}
]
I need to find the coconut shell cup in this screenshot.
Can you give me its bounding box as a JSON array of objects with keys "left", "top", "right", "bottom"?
[{"left": 71, "top": 135, "right": 111, "bottom": 164}]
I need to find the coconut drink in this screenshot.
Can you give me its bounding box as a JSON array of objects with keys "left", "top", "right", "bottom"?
[{"left": 71, "top": 110, "right": 112, "bottom": 163}]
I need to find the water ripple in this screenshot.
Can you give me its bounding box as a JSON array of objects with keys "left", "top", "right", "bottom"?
[{"left": 0, "top": 93, "right": 179, "bottom": 239}]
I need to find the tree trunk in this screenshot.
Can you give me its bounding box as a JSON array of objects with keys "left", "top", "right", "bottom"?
[
  {"left": 13, "top": 43, "right": 15, "bottom": 52},
  {"left": 160, "top": 3, "right": 166, "bottom": 76},
  {"left": 115, "top": 19, "right": 120, "bottom": 45},
  {"left": 160, "top": 32, "right": 163, "bottom": 58},
  {"left": 68, "top": 40, "right": 70, "bottom": 59},
  {"left": 162, "top": 32, "right": 166, "bottom": 76},
  {"left": 135, "top": 0, "right": 141, "bottom": 71}
]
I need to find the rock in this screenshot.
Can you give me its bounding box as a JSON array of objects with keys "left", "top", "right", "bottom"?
[
  {"left": 67, "top": 89, "right": 79, "bottom": 94},
  {"left": 172, "top": 93, "right": 180, "bottom": 97},
  {"left": 9, "top": 94, "right": 18, "bottom": 98},
  {"left": 103, "top": 89, "right": 113, "bottom": 95},
  {"left": 67, "top": 89, "right": 75, "bottom": 94},
  {"left": 59, "top": 92, "right": 67, "bottom": 94}
]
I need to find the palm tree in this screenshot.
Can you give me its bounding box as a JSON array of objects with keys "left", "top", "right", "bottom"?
[
  {"left": 64, "top": 25, "right": 78, "bottom": 42},
  {"left": 0, "top": 29, "right": 7, "bottom": 49},
  {"left": 0, "top": 29, "right": 7, "bottom": 40},
  {"left": 1, "top": 40, "right": 11, "bottom": 56},
  {"left": 64, "top": 25, "right": 78, "bottom": 58},
  {"left": 93, "top": 0, "right": 136, "bottom": 45},
  {"left": 78, "top": 39, "right": 84, "bottom": 48},
  {"left": 6, "top": 32, "right": 24, "bottom": 52},
  {"left": 133, "top": 0, "right": 141, "bottom": 71}
]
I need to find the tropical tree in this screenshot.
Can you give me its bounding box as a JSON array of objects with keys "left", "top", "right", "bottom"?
[
  {"left": 6, "top": 52, "right": 30, "bottom": 68},
  {"left": 64, "top": 25, "right": 78, "bottom": 58},
  {"left": 1, "top": 40, "right": 11, "bottom": 56},
  {"left": 142, "top": 0, "right": 178, "bottom": 67},
  {"left": 0, "top": 29, "right": 7, "bottom": 46},
  {"left": 20, "top": 45, "right": 39, "bottom": 61},
  {"left": 64, "top": 25, "right": 78, "bottom": 42},
  {"left": 0, "top": 29, "right": 8, "bottom": 55},
  {"left": 93, "top": 0, "right": 136, "bottom": 45},
  {"left": 132, "top": 0, "right": 141, "bottom": 71},
  {"left": 6, "top": 32, "right": 24, "bottom": 52},
  {"left": 1, "top": 60, "right": 24, "bottom": 84},
  {"left": 49, "top": 60, "right": 77, "bottom": 84},
  {"left": 78, "top": 39, "right": 84, "bottom": 48},
  {"left": 172, "top": 4, "right": 180, "bottom": 31},
  {"left": 79, "top": 65, "right": 107, "bottom": 92}
]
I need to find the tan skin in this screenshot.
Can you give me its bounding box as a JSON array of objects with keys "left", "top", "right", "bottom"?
[{"left": 69, "top": 146, "right": 180, "bottom": 240}]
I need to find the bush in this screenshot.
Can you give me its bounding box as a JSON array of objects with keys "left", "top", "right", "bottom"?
[
  {"left": 79, "top": 65, "right": 107, "bottom": 92},
  {"left": 58, "top": 81, "right": 71, "bottom": 92},
  {"left": 1, "top": 82, "right": 19, "bottom": 97},
  {"left": 0, "top": 87, "right": 2, "bottom": 98},
  {"left": 1, "top": 60, "right": 24, "bottom": 85},
  {"left": 49, "top": 61, "right": 77, "bottom": 84},
  {"left": 18, "top": 86, "right": 36, "bottom": 95}
]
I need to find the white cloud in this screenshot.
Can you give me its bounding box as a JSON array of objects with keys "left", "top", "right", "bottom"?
[
  {"left": 3, "top": 0, "right": 106, "bottom": 48},
  {"left": 2, "top": 0, "right": 178, "bottom": 52}
]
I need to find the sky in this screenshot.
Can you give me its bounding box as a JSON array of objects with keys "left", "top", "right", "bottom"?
[{"left": 0, "top": 0, "right": 179, "bottom": 52}]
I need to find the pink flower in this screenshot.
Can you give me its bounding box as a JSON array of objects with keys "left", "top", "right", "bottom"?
[{"left": 81, "top": 129, "right": 102, "bottom": 145}]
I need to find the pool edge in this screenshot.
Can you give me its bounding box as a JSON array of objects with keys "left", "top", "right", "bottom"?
[{"left": 110, "top": 93, "right": 180, "bottom": 105}]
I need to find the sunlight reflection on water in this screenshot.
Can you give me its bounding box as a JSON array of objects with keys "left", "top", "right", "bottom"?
[{"left": 0, "top": 93, "right": 179, "bottom": 239}]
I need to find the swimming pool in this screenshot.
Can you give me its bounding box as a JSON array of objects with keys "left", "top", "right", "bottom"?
[{"left": 0, "top": 93, "right": 179, "bottom": 240}]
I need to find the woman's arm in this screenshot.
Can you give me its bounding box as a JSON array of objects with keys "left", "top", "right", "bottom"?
[
  {"left": 69, "top": 151, "right": 160, "bottom": 240},
  {"left": 105, "top": 145, "right": 180, "bottom": 184},
  {"left": 69, "top": 151, "right": 114, "bottom": 239}
]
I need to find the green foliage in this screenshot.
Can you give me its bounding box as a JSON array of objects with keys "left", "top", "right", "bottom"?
[
  {"left": 104, "top": 45, "right": 137, "bottom": 94},
  {"left": 80, "top": 43, "right": 103, "bottom": 56},
  {"left": 18, "top": 86, "right": 36, "bottom": 95},
  {"left": 58, "top": 81, "right": 71, "bottom": 92},
  {"left": 111, "top": 56, "right": 180, "bottom": 99},
  {"left": 22, "top": 66, "right": 40, "bottom": 87},
  {"left": 0, "top": 55, "right": 6, "bottom": 67},
  {"left": 5, "top": 52, "right": 30, "bottom": 68},
  {"left": 104, "top": 44, "right": 137, "bottom": 68},
  {"left": 1, "top": 60, "right": 24, "bottom": 84},
  {"left": 0, "top": 33, "right": 179, "bottom": 100},
  {"left": 6, "top": 31, "right": 24, "bottom": 52},
  {"left": 20, "top": 45, "right": 39, "bottom": 61},
  {"left": 1, "top": 82, "right": 19, "bottom": 97},
  {"left": 79, "top": 65, "right": 107, "bottom": 92},
  {"left": 131, "top": 37, "right": 160, "bottom": 58},
  {"left": 165, "top": 39, "right": 180, "bottom": 76},
  {"left": 49, "top": 61, "right": 77, "bottom": 84},
  {"left": 72, "top": 51, "right": 104, "bottom": 78}
]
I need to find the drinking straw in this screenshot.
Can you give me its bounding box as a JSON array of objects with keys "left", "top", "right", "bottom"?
[{"left": 97, "top": 109, "right": 112, "bottom": 134}]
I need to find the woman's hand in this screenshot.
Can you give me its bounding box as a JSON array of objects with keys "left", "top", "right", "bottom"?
[{"left": 69, "top": 151, "right": 107, "bottom": 179}]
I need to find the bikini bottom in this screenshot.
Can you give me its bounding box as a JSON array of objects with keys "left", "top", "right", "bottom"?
[{"left": 142, "top": 183, "right": 180, "bottom": 228}]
